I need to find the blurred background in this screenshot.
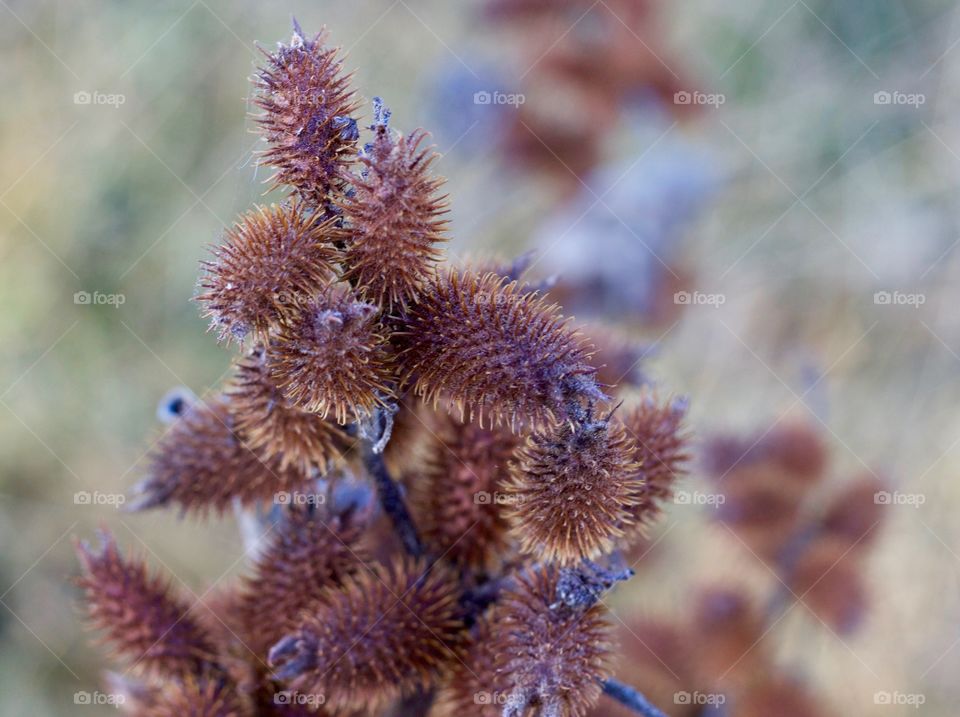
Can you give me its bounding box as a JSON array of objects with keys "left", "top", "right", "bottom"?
[{"left": 1, "top": 0, "right": 959, "bottom": 714}]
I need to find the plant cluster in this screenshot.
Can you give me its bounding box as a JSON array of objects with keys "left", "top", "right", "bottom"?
[
  {"left": 75, "top": 22, "right": 689, "bottom": 717},
  {"left": 482, "top": 0, "right": 696, "bottom": 189},
  {"left": 602, "top": 423, "right": 885, "bottom": 716}
]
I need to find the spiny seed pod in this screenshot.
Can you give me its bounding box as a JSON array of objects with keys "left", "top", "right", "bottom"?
[
  {"left": 787, "top": 536, "right": 867, "bottom": 635},
  {"left": 410, "top": 414, "right": 520, "bottom": 570},
  {"left": 432, "top": 617, "right": 502, "bottom": 717},
  {"left": 140, "top": 673, "right": 249, "bottom": 717},
  {"left": 228, "top": 346, "right": 355, "bottom": 471},
  {"left": 269, "top": 284, "right": 393, "bottom": 423},
  {"left": 197, "top": 202, "right": 340, "bottom": 345},
  {"left": 340, "top": 100, "right": 449, "bottom": 310},
  {"left": 132, "top": 396, "right": 311, "bottom": 516},
  {"left": 693, "top": 588, "right": 765, "bottom": 686},
  {"left": 75, "top": 531, "right": 218, "bottom": 678},
  {"left": 236, "top": 506, "right": 367, "bottom": 658},
  {"left": 503, "top": 416, "right": 642, "bottom": 564},
  {"left": 618, "top": 393, "right": 689, "bottom": 527},
  {"left": 254, "top": 23, "right": 359, "bottom": 203},
  {"left": 400, "top": 269, "right": 602, "bottom": 430},
  {"left": 269, "top": 558, "right": 466, "bottom": 712},
  {"left": 820, "top": 473, "right": 885, "bottom": 550},
  {"left": 491, "top": 565, "right": 613, "bottom": 716}
]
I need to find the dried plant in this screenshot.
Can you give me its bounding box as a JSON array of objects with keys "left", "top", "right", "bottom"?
[
  {"left": 197, "top": 201, "right": 340, "bottom": 346},
  {"left": 74, "top": 21, "right": 693, "bottom": 717},
  {"left": 131, "top": 395, "right": 310, "bottom": 515},
  {"left": 228, "top": 346, "right": 355, "bottom": 472},
  {"left": 75, "top": 531, "right": 219, "bottom": 679},
  {"left": 399, "top": 268, "right": 602, "bottom": 431},
  {"left": 409, "top": 414, "right": 520, "bottom": 571},
  {"left": 254, "top": 22, "right": 359, "bottom": 205},
  {"left": 490, "top": 565, "right": 613, "bottom": 716},
  {"left": 268, "top": 283, "right": 393, "bottom": 423},
  {"left": 268, "top": 558, "right": 466, "bottom": 713},
  {"left": 234, "top": 504, "right": 368, "bottom": 658},
  {"left": 504, "top": 413, "right": 641, "bottom": 564},
  {"left": 339, "top": 101, "right": 449, "bottom": 311},
  {"left": 602, "top": 422, "right": 886, "bottom": 716}
]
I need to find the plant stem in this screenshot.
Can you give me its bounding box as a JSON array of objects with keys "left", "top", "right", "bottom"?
[
  {"left": 602, "top": 679, "right": 668, "bottom": 717},
  {"left": 362, "top": 444, "right": 423, "bottom": 557}
]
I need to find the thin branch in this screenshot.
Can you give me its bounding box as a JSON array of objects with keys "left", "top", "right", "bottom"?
[
  {"left": 602, "top": 678, "right": 668, "bottom": 717},
  {"left": 362, "top": 443, "right": 423, "bottom": 557}
]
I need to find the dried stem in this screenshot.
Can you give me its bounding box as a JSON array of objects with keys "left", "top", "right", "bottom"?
[
  {"left": 601, "top": 678, "right": 668, "bottom": 717},
  {"left": 363, "top": 443, "right": 423, "bottom": 557}
]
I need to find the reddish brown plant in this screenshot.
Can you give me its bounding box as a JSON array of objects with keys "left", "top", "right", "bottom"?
[
  {"left": 197, "top": 202, "right": 340, "bottom": 345},
  {"left": 228, "top": 345, "right": 355, "bottom": 472},
  {"left": 340, "top": 104, "right": 449, "bottom": 311},
  {"left": 253, "top": 24, "right": 359, "bottom": 204},
  {"left": 268, "top": 558, "right": 466, "bottom": 712},
  {"left": 400, "top": 268, "right": 602, "bottom": 430}
]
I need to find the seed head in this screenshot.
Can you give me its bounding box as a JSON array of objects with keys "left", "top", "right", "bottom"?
[
  {"left": 268, "top": 558, "right": 465, "bottom": 712},
  {"left": 618, "top": 392, "right": 689, "bottom": 529},
  {"left": 504, "top": 416, "right": 642, "bottom": 564},
  {"left": 268, "top": 284, "right": 394, "bottom": 423},
  {"left": 399, "top": 269, "right": 602, "bottom": 431},
  {"left": 74, "top": 531, "right": 219, "bottom": 678},
  {"left": 228, "top": 346, "right": 355, "bottom": 471},
  {"left": 235, "top": 505, "right": 367, "bottom": 658},
  {"left": 410, "top": 414, "right": 520, "bottom": 570},
  {"left": 197, "top": 202, "right": 340, "bottom": 345},
  {"left": 133, "top": 396, "right": 310, "bottom": 516},
  {"left": 254, "top": 25, "right": 359, "bottom": 203},
  {"left": 491, "top": 565, "right": 612, "bottom": 716},
  {"left": 340, "top": 104, "right": 449, "bottom": 310}
]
